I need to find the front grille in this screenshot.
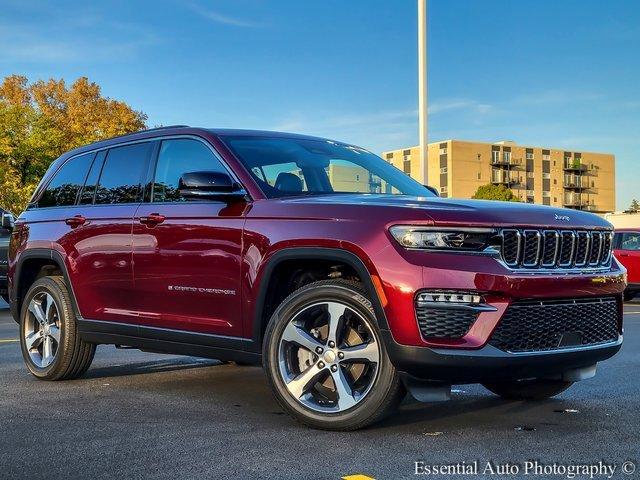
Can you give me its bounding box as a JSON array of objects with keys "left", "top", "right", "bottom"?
[
  {"left": 416, "top": 307, "right": 478, "bottom": 339},
  {"left": 500, "top": 229, "right": 612, "bottom": 270},
  {"left": 489, "top": 297, "right": 620, "bottom": 353}
]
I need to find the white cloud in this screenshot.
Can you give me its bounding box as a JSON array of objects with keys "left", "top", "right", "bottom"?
[{"left": 186, "top": 2, "right": 261, "bottom": 28}]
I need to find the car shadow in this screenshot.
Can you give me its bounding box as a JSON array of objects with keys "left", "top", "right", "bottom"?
[{"left": 84, "top": 357, "right": 225, "bottom": 379}]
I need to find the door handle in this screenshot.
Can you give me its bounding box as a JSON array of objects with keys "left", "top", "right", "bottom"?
[
  {"left": 65, "top": 215, "right": 87, "bottom": 228},
  {"left": 139, "top": 213, "right": 165, "bottom": 227}
]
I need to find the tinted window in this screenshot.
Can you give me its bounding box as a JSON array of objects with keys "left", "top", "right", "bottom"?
[
  {"left": 152, "top": 139, "right": 226, "bottom": 202},
  {"left": 39, "top": 153, "right": 96, "bottom": 208},
  {"left": 620, "top": 233, "right": 640, "bottom": 251},
  {"left": 95, "top": 143, "right": 150, "bottom": 204},
  {"left": 78, "top": 150, "right": 106, "bottom": 205},
  {"left": 220, "top": 136, "right": 434, "bottom": 199}
]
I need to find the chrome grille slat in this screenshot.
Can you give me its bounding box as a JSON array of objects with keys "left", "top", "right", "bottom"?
[{"left": 499, "top": 228, "right": 613, "bottom": 270}]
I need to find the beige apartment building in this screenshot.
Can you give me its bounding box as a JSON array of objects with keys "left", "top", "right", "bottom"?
[{"left": 382, "top": 140, "right": 616, "bottom": 213}]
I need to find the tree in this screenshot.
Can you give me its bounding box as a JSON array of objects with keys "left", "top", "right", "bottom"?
[
  {"left": 629, "top": 199, "right": 640, "bottom": 212},
  {"left": 472, "top": 184, "right": 520, "bottom": 202},
  {"left": 0, "top": 75, "right": 147, "bottom": 214}
]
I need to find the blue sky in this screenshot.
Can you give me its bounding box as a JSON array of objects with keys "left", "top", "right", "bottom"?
[{"left": 1, "top": 0, "right": 639, "bottom": 209}]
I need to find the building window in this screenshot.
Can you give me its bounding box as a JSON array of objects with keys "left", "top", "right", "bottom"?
[
  {"left": 440, "top": 167, "right": 448, "bottom": 174},
  {"left": 554, "top": 197, "right": 557, "bottom": 202},
  {"left": 477, "top": 172, "right": 481, "bottom": 180},
  {"left": 543, "top": 191, "right": 551, "bottom": 197},
  {"left": 503, "top": 151, "right": 511, "bottom": 162},
  {"left": 403, "top": 149, "right": 411, "bottom": 156},
  {"left": 440, "top": 186, "right": 448, "bottom": 194},
  {"left": 385, "top": 152, "right": 393, "bottom": 160},
  {"left": 355, "top": 174, "right": 360, "bottom": 181},
  {"left": 526, "top": 152, "right": 534, "bottom": 160},
  {"left": 527, "top": 172, "right": 534, "bottom": 178},
  {"left": 492, "top": 150, "right": 500, "bottom": 163},
  {"left": 439, "top": 147, "right": 447, "bottom": 155},
  {"left": 542, "top": 154, "right": 550, "bottom": 161},
  {"left": 542, "top": 173, "right": 550, "bottom": 179},
  {"left": 403, "top": 160, "right": 411, "bottom": 174}
]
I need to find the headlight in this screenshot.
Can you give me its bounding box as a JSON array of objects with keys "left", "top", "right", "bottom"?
[{"left": 389, "top": 226, "right": 495, "bottom": 251}]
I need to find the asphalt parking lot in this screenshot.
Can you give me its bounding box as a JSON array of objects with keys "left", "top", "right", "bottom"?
[{"left": 1, "top": 300, "right": 639, "bottom": 480}]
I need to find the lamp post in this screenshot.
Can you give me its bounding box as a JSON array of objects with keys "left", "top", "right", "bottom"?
[{"left": 418, "top": 0, "right": 428, "bottom": 185}]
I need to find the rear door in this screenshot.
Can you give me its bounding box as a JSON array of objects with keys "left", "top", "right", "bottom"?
[
  {"left": 615, "top": 231, "right": 640, "bottom": 284},
  {"left": 131, "top": 137, "right": 246, "bottom": 336},
  {"left": 56, "top": 142, "right": 153, "bottom": 322}
]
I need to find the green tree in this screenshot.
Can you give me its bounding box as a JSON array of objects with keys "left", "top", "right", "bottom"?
[
  {"left": 472, "top": 184, "right": 520, "bottom": 202},
  {"left": 630, "top": 199, "right": 640, "bottom": 212},
  {"left": 0, "top": 75, "right": 147, "bottom": 214}
]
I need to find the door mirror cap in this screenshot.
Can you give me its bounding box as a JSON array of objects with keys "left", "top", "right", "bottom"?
[
  {"left": 1, "top": 212, "right": 15, "bottom": 231},
  {"left": 424, "top": 185, "right": 440, "bottom": 197},
  {"left": 178, "top": 171, "right": 246, "bottom": 200}
]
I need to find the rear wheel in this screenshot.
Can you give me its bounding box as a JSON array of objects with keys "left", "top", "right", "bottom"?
[
  {"left": 263, "top": 280, "right": 405, "bottom": 430},
  {"left": 20, "top": 276, "right": 95, "bottom": 380},
  {"left": 483, "top": 378, "right": 573, "bottom": 400}
]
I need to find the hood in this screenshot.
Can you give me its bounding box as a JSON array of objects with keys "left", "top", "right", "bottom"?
[{"left": 277, "top": 194, "right": 612, "bottom": 230}]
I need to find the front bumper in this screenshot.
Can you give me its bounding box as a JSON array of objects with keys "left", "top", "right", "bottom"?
[{"left": 382, "top": 329, "right": 623, "bottom": 383}]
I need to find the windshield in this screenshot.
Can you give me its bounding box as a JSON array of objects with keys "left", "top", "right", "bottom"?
[{"left": 220, "top": 136, "right": 435, "bottom": 199}]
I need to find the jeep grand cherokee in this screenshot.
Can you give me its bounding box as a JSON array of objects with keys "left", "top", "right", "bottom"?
[{"left": 7, "top": 126, "right": 625, "bottom": 430}]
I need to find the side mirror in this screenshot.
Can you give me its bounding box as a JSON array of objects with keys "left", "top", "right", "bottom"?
[
  {"left": 424, "top": 185, "right": 440, "bottom": 197},
  {"left": 1, "top": 212, "right": 14, "bottom": 231},
  {"left": 178, "top": 171, "right": 246, "bottom": 200}
]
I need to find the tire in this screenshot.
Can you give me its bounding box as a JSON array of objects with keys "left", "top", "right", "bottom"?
[
  {"left": 263, "top": 279, "right": 405, "bottom": 431},
  {"left": 19, "top": 276, "right": 96, "bottom": 380},
  {"left": 482, "top": 378, "right": 574, "bottom": 400}
]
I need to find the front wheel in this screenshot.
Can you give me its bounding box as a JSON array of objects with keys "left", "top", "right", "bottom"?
[
  {"left": 482, "top": 378, "right": 574, "bottom": 400},
  {"left": 263, "top": 280, "right": 405, "bottom": 430},
  {"left": 20, "top": 276, "right": 96, "bottom": 380}
]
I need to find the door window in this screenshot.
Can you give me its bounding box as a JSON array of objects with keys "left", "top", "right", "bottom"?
[
  {"left": 152, "top": 139, "right": 227, "bottom": 202},
  {"left": 38, "top": 152, "right": 96, "bottom": 208},
  {"left": 620, "top": 233, "right": 640, "bottom": 251},
  {"left": 95, "top": 143, "right": 151, "bottom": 204}
]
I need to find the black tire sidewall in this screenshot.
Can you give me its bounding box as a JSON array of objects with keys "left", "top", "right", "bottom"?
[
  {"left": 19, "top": 277, "right": 73, "bottom": 379},
  {"left": 263, "top": 281, "right": 400, "bottom": 429}
]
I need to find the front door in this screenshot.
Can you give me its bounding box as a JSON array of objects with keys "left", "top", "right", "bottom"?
[
  {"left": 615, "top": 231, "right": 640, "bottom": 284},
  {"left": 132, "top": 138, "right": 247, "bottom": 336}
]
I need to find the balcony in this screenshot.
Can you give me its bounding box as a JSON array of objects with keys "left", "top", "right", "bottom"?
[
  {"left": 491, "top": 170, "right": 521, "bottom": 186},
  {"left": 563, "top": 174, "right": 585, "bottom": 190},
  {"left": 491, "top": 156, "right": 523, "bottom": 168},
  {"left": 563, "top": 194, "right": 583, "bottom": 207},
  {"left": 564, "top": 160, "right": 588, "bottom": 172}
]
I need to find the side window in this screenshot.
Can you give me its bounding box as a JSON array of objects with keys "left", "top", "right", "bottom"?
[
  {"left": 95, "top": 143, "right": 151, "bottom": 204},
  {"left": 152, "top": 139, "right": 227, "bottom": 202},
  {"left": 621, "top": 233, "right": 640, "bottom": 251},
  {"left": 38, "top": 153, "right": 96, "bottom": 208}
]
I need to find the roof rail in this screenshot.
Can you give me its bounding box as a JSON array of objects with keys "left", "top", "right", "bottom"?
[{"left": 138, "top": 125, "right": 190, "bottom": 133}]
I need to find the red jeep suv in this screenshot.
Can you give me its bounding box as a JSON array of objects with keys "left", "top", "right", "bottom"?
[{"left": 7, "top": 127, "right": 626, "bottom": 430}]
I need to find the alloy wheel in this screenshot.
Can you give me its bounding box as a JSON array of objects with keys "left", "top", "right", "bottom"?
[
  {"left": 23, "top": 292, "right": 61, "bottom": 368},
  {"left": 277, "top": 301, "right": 380, "bottom": 413}
]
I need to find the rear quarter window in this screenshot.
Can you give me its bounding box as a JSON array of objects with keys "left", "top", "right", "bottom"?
[{"left": 38, "top": 152, "right": 96, "bottom": 208}]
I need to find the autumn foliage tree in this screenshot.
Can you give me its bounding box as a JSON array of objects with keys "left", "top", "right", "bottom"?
[
  {"left": 472, "top": 184, "right": 520, "bottom": 202},
  {"left": 0, "top": 75, "right": 147, "bottom": 214}
]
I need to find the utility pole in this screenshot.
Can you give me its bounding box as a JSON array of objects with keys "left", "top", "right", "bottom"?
[{"left": 418, "top": 0, "right": 428, "bottom": 185}]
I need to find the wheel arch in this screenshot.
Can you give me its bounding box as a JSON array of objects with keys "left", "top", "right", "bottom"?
[
  {"left": 11, "top": 249, "right": 79, "bottom": 323},
  {"left": 251, "top": 247, "right": 389, "bottom": 346}
]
